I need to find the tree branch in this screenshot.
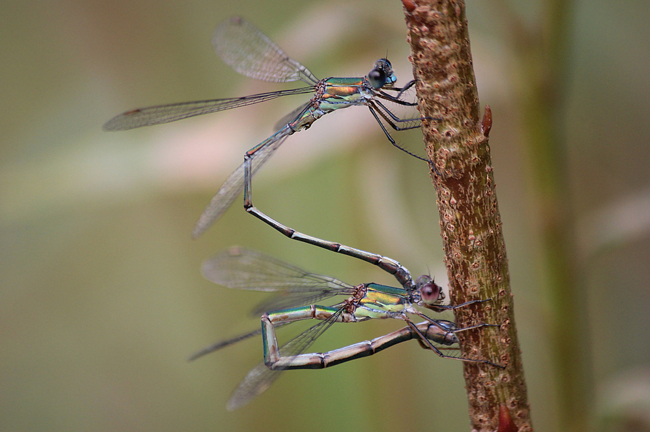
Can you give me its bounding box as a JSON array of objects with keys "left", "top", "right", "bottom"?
[{"left": 402, "top": 1, "right": 532, "bottom": 430}]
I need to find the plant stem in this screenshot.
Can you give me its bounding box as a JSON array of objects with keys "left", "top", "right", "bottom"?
[{"left": 402, "top": 1, "right": 533, "bottom": 430}]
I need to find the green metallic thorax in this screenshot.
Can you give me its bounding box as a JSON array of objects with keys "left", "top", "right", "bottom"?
[
  {"left": 354, "top": 283, "right": 409, "bottom": 318},
  {"left": 320, "top": 77, "right": 368, "bottom": 108},
  {"left": 288, "top": 77, "right": 372, "bottom": 131}
]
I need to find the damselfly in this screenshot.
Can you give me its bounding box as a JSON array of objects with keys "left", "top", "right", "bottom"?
[
  {"left": 191, "top": 247, "right": 501, "bottom": 410},
  {"left": 103, "top": 17, "right": 436, "bottom": 237}
]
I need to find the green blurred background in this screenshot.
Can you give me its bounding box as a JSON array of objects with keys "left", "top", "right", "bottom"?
[{"left": 2, "top": 0, "right": 650, "bottom": 431}]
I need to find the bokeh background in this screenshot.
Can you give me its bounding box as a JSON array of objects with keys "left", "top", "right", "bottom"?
[{"left": 3, "top": 0, "right": 650, "bottom": 431}]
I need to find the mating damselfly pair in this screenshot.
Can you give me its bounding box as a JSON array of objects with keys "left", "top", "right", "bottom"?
[{"left": 104, "top": 16, "right": 501, "bottom": 410}]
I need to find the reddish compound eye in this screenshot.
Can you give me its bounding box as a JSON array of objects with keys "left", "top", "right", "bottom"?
[{"left": 420, "top": 282, "right": 441, "bottom": 304}]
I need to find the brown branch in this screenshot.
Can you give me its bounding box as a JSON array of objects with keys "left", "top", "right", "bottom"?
[{"left": 402, "top": 1, "right": 532, "bottom": 430}]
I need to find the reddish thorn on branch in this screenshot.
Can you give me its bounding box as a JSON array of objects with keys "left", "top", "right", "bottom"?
[
  {"left": 497, "top": 404, "right": 518, "bottom": 432},
  {"left": 481, "top": 104, "right": 492, "bottom": 137},
  {"left": 402, "top": 0, "right": 416, "bottom": 13}
]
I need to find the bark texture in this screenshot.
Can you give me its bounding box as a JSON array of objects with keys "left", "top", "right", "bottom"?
[{"left": 402, "top": 1, "right": 533, "bottom": 430}]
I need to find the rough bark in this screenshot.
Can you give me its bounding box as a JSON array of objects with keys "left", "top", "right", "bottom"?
[{"left": 402, "top": 1, "right": 533, "bottom": 430}]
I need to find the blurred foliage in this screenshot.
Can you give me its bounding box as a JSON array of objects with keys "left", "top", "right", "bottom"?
[{"left": 1, "top": 0, "right": 650, "bottom": 431}]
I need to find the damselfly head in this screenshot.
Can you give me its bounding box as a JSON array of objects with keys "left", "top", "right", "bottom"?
[
  {"left": 368, "top": 58, "right": 397, "bottom": 89},
  {"left": 415, "top": 274, "right": 446, "bottom": 307}
]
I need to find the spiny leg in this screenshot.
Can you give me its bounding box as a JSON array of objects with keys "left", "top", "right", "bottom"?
[
  {"left": 367, "top": 100, "right": 445, "bottom": 175},
  {"left": 366, "top": 103, "right": 432, "bottom": 165},
  {"left": 426, "top": 297, "right": 494, "bottom": 313},
  {"left": 380, "top": 79, "right": 417, "bottom": 102},
  {"left": 411, "top": 310, "right": 501, "bottom": 341},
  {"left": 372, "top": 99, "right": 439, "bottom": 128},
  {"left": 406, "top": 318, "right": 504, "bottom": 368}
]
